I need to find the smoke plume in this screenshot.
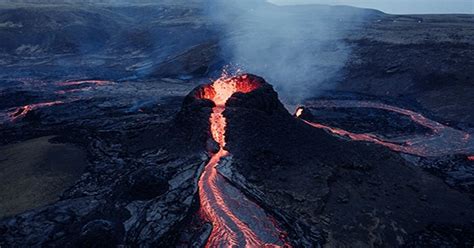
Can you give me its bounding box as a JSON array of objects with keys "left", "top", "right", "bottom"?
[{"left": 207, "top": 0, "right": 374, "bottom": 104}]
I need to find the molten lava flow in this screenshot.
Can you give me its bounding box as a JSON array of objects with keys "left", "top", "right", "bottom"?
[
  {"left": 197, "top": 75, "right": 289, "bottom": 247},
  {"left": 306, "top": 100, "right": 446, "bottom": 133},
  {"left": 301, "top": 119, "right": 429, "bottom": 155},
  {"left": 8, "top": 101, "right": 63, "bottom": 121},
  {"left": 295, "top": 100, "right": 474, "bottom": 157}
]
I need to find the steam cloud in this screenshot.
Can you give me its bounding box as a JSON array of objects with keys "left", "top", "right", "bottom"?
[{"left": 207, "top": 0, "right": 372, "bottom": 104}]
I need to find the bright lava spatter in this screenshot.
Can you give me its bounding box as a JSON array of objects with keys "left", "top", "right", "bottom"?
[
  {"left": 296, "top": 100, "right": 474, "bottom": 157},
  {"left": 197, "top": 74, "right": 290, "bottom": 247}
]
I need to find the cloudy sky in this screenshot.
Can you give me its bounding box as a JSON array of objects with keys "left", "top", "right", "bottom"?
[{"left": 267, "top": 0, "right": 474, "bottom": 14}]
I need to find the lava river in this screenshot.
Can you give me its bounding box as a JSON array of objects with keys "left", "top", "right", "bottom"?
[
  {"left": 296, "top": 100, "right": 474, "bottom": 158},
  {"left": 4, "top": 101, "right": 64, "bottom": 122},
  {"left": 197, "top": 75, "right": 290, "bottom": 247}
]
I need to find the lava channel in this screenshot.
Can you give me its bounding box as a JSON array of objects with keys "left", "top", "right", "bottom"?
[
  {"left": 296, "top": 100, "right": 474, "bottom": 157},
  {"left": 197, "top": 74, "right": 290, "bottom": 247}
]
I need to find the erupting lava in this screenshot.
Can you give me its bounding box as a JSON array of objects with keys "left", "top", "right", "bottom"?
[
  {"left": 295, "top": 100, "right": 474, "bottom": 157},
  {"left": 197, "top": 74, "right": 289, "bottom": 247}
]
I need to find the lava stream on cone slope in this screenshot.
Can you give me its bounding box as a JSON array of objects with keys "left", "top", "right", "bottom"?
[{"left": 196, "top": 74, "right": 289, "bottom": 247}]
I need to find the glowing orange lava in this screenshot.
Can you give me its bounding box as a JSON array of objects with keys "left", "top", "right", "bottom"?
[
  {"left": 197, "top": 74, "right": 289, "bottom": 247},
  {"left": 295, "top": 107, "right": 303, "bottom": 118},
  {"left": 197, "top": 74, "right": 261, "bottom": 107},
  {"left": 8, "top": 101, "right": 64, "bottom": 121},
  {"left": 296, "top": 101, "right": 474, "bottom": 157},
  {"left": 301, "top": 119, "right": 428, "bottom": 155}
]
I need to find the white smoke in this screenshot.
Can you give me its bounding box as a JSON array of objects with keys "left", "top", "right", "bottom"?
[
  {"left": 207, "top": 0, "right": 373, "bottom": 104},
  {"left": 268, "top": 0, "right": 474, "bottom": 14}
]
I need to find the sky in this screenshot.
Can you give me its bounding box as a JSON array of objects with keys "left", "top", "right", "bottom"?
[{"left": 267, "top": 0, "right": 474, "bottom": 14}]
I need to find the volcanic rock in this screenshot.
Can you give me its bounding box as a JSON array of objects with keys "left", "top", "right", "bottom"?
[
  {"left": 125, "top": 167, "right": 169, "bottom": 201},
  {"left": 0, "top": 90, "right": 210, "bottom": 247},
  {"left": 167, "top": 82, "right": 215, "bottom": 153},
  {"left": 416, "top": 154, "right": 474, "bottom": 194},
  {"left": 78, "top": 219, "right": 120, "bottom": 248}
]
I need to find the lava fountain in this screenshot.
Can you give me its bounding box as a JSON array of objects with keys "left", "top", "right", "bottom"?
[{"left": 196, "top": 74, "right": 290, "bottom": 247}]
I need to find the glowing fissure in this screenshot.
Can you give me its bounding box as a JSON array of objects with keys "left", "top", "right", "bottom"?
[
  {"left": 297, "top": 100, "right": 474, "bottom": 157},
  {"left": 198, "top": 75, "right": 289, "bottom": 247}
]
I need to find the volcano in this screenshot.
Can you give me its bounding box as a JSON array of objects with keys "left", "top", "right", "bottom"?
[
  {"left": 180, "top": 74, "right": 291, "bottom": 247},
  {"left": 0, "top": 2, "right": 473, "bottom": 247},
  {"left": 179, "top": 74, "right": 474, "bottom": 246}
]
